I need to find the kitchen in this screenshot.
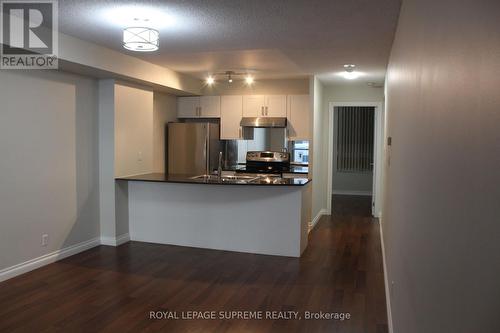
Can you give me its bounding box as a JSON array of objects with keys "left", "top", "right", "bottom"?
[{"left": 115, "top": 86, "right": 312, "bottom": 257}]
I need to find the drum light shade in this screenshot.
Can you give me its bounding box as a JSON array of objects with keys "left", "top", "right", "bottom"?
[{"left": 123, "top": 27, "right": 159, "bottom": 52}]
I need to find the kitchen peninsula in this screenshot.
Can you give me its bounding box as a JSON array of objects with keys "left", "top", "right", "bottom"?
[{"left": 116, "top": 173, "right": 311, "bottom": 257}]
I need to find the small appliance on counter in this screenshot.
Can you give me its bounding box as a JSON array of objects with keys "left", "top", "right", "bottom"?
[{"left": 167, "top": 122, "right": 222, "bottom": 175}]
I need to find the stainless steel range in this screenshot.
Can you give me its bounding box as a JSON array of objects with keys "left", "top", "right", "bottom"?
[{"left": 240, "top": 151, "right": 291, "bottom": 174}]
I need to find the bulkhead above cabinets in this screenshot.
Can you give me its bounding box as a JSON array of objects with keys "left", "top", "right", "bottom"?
[{"left": 177, "top": 94, "right": 310, "bottom": 141}]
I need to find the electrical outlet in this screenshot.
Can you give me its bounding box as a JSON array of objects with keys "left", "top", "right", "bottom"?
[
  {"left": 137, "top": 151, "right": 143, "bottom": 162},
  {"left": 41, "top": 234, "right": 48, "bottom": 246}
]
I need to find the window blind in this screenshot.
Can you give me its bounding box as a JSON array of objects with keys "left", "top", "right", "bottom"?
[{"left": 335, "top": 106, "right": 374, "bottom": 173}]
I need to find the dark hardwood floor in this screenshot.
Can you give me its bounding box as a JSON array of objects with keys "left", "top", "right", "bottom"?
[
  {"left": 0, "top": 195, "right": 387, "bottom": 333},
  {"left": 332, "top": 194, "right": 373, "bottom": 217}
]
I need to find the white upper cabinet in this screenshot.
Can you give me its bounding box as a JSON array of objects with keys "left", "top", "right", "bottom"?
[
  {"left": 177, "top": 97, "right": 199, "bottom": 118},
  {"left": 199, "top": 96, "right": 221, "bottom": 118},
  {"left": 287, "top": 95, "right": 310, "bottom": 140},
  {"left": 265, "top": 95, "right": 287, "bottom": 117},
  {"left": 178, "top": 95, "right": 306, "bottom": 139},
  {"left": 177, "top": 96, "right": 221, "bottom": 118},
  {"left": 242, "top": 95, "right": 266, "bottom": 117},
  {"left": 242, "top": 95, "right": 286, "bottom": 117},
  {"left": 220, "top": 95, "right": 243, "bottom": 140}
]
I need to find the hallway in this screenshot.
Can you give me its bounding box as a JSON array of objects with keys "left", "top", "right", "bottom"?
[{"left": 0, "top": 196, "right": 387, "bottom": 333}]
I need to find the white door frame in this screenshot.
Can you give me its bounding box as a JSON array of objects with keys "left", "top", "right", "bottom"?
[{"left": 327, "top": 102, "right": 384, "bottom": 217}]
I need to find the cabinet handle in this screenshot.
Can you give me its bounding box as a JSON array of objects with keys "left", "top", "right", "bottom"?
[
  {"left": 261, "top": 106, "right": 264, "bottom": 116},
  {"left": 266, "top": 106, "right": 269, "bottom": 116},
  {"left": 239, "top": 127, "right": 242, "bottom": 138}
]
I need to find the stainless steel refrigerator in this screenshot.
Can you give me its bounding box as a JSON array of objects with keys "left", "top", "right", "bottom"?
[{"left": 167, "top": 122, "right": 222, "bottom": 175}]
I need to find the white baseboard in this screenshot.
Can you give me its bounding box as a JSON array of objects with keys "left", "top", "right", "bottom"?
[
  {"left": 333, "top": 190, "right": 373, "bottom": 196},
  {"left": 100, "top": 233, "right": 130, "bottom": 246},
  {"left": 0, "top": 237, "right": 100, "bottom": 283},
  {"left": 309, "top": 208, "right": 328, "bottom": 232},
  {"left": 379, "top": 219, "right": 394, "bottom": 333}
]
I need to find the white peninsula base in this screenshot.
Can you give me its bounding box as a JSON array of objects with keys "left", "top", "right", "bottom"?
[{"left": 126, "top": 181, "right": 310, "bottom": 257}]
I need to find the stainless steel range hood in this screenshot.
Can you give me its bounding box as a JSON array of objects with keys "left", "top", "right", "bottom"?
[{"left": 240, "top": 117, "right": 287, "bottom": 128}]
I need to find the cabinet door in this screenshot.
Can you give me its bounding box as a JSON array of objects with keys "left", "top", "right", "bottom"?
[
  {"left": 242, "top": 95, "right": 265, "bottom": 117},
  {"left": 287, "top": 95, "right": 310, "bottom": 140},
  {"left": 220, "top": 96, "right": 243, "bottom": 140},
  {"left": 200, "top": 96, "right": 221, "bottom": 118},
  {"left": 177, "top": 97, "right": 200, "bottom": 118},
  {"left": 265, "top": 95, "right": 287, "bottom": 117}
]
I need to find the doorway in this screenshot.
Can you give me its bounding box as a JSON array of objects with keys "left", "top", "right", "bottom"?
[{"left": 327, "top": 102, "right": 384, "bottom": 217}]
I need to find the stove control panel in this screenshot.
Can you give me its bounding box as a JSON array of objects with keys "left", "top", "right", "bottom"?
[{"left": 246, "top": 151, "right": 290, "bottom": 163}]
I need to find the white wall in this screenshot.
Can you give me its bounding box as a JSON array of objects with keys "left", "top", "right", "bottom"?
[
  {"left": 0, "top": 70, "right": 99, "bottom": 273},
  {"left": 323, "top": 84, "right": 384, "bottom": 194},
  {"left": 311, "top": 77, "right": 329, "bottom": 220},
  {"left": 114, "top": 84, "right": 154, "bottom": 177},
  {"left": 383, "top": 0, "right": 500, "bottom": 332}
]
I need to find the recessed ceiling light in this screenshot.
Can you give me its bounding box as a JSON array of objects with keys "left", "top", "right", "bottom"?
[{"left": 123, "top": 27, "right": 159, "bottom": 52}]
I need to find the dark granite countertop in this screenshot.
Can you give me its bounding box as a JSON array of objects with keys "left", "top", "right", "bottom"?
[{"left": 116, "top": 173, "right": 311, "bottom": 186}]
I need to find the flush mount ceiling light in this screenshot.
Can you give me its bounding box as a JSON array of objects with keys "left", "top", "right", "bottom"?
[
  {"left": 205, "top": 71, "right": 255, "bottom": 85},
  {"left": 123, "top": 27, "right": 159, "bottom": 52},
  {"left": 341, "top": 64, "right": 361, "bottom": 80}
]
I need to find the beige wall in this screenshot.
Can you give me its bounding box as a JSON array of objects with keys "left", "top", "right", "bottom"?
[
  {"left": 153, "top": 92, "right": 178, "bottom": 173},
  {"left": 201, "top": 78, "right": 309, "bottom": 96},
  {"left": 114, "top": 84, "right": 154, "bottom": 177},
  {"left": 311, "top": 77, "right": 329, "bottom": 220},
  {"left": 114, "top": 84, "right": 177, "bottom": 177},
  {"left": 323, "top": 83, "right": 384, "bottom": 193},
  {"left": 323, "top": 83, "right": 384, "bottom": 102},
  {"left": 59, "top": 33, "right": 202, "bottom": 95},
  {"left": 383, "top": 0, "right": 500, "bottom": 332},
  {"left": 0, "top": 70, "right": 99, "bottom": 275}
]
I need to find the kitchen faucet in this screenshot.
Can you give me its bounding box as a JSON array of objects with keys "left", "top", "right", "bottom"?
[{"left": 217, "top": 151, "right": 223, "bottom": 178}]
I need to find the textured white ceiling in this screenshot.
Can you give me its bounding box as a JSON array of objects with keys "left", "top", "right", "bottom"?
[{"left": 58, "top": 0, "right": 401, "bottom": 84}]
